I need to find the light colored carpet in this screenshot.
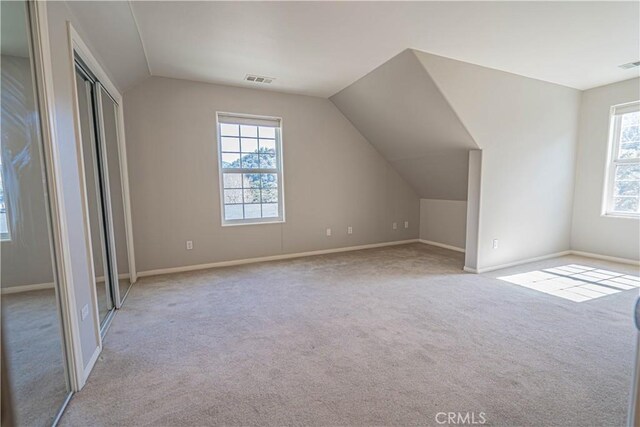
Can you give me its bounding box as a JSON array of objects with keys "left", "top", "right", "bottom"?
[
  {"left": 60, "top": 243, "right": 639, "bottom": 426},
  {"left": 2, "top": 289, "right": 70, "bottom": 427}
]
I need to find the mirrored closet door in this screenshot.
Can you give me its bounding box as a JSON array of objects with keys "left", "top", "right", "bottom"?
[
  {"left": 74, "top": 59, "right": 132, "bottom": 331},
  {"left": 1, "top": 1, "right": 71, "bottom": 425}
]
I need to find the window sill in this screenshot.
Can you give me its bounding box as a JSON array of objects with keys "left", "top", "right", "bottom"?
[
  {"left": 221, "top": 219, "right": 285, "bottom": 227},
  {"left": 601, "top": 212, "right": 640, "bottom": 220}
]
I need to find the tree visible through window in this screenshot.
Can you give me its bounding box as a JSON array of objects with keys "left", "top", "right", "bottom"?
[
  {"left": 217, "top": 113, "right": 284, "bottom": 224},
  {"left": 605, "top": 102, "right": 640, "bottom": 216}
]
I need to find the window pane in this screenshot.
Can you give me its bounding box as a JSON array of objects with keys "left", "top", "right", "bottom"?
[
  {"left": 619, "top": 141, "right": 640, "bottom": 159},
  {"left": 615, "top": 180, "right": 639, "bottom": 196},
  {"left": 259, "top": 139, "right": 276, "bottom": 152},
  {"left": 221, "top": 153, "right": 240, "bottom": 168},
  {"left": 258, "top": 126, "right": 276, "bottom": 139},
  {"left": 619, "top": 112, "right": 640, "bottom": 159},
  {"left": 241, "top": 154, "right": 260, "bottom": 169},
  {"left": 243, "top": 173, "right": 262, "bottom": 188},
  {"left": 262, "top": 203, "right": 278, "bottom": 217},
  {"left": 221, "top": 137, "right": 240, "bottom": 152},
  {"left": 0, "top": 212, "right": 7, "bottom": 237},
  {"left": 244, "top": 204, "right": 261, "bottom": 218},
  {"left": 621, "top": 125, "right": 640, "bottom": 143},
  {"left": 614, "top": 197, "right": 639, "bottom": 213},
  {"left": 220, "top": 123, "right": 239, "bottom": 137},
  {"left": 240, "top": 125, "right": 258, "bottom": 137},
  {"left": 223, "top": 173, "right": 242, "bottom": 188},
  {"left": 259, "top": 153, "right": 276, "bottom": 168},
  {"left": 224, "top": 204, "right": 244, "bottom": 220},
  {"left": 622, "top": 111, "right": 640, "bottom": 127},
  {"left": 261, "top": 188, "right": 278, "bottom": 203},
  {"left": 224, "top": 189, "right": 243, "bottom": 204},
  {"left": 616, "top": 164, "right": 640, "bottom": 181},
  {"left": 240, "top": 138, "right": 258, "bottom": 153},
  {"left": 262, "top": 173, "right": 278, "bottom": 189},
  {"left": 243, "top": 188, "right": 261, "bottom": 203}
]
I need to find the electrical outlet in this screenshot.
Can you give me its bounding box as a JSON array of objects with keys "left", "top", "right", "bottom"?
[
  {"left": 81, "top": 304, "right": 89, "bottom": 321},
  {"left": 392, "top": 222, "right": 397, "bottom": 230},
  {"left": 404, "top": 221, "right": 409, "bottom": 229},
  {"left": 326, "top": 228, "right": 332, "bottom": 237},
  {"left": 492, "top": 239, "right": 499, "bottom": 249},
  {"left": 186, "top": 240, "right": 193, "bottom": 250},
  {"left": 347, "top": 226, "right": 353, "bottom": 235}
]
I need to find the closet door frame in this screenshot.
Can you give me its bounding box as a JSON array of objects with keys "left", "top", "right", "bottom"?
[
  {"left": 68, "top": 24, "right": 138, "bottom": 307},
  {"left": 27, "top": 0, "right": 81, "bottom": 397},
  {"left": 75, "top": 63, "right": 117, "bottom": 320}
]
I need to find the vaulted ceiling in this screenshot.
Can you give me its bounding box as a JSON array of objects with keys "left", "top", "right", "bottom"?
[
  {"left": 66, "top": 1, "right": 639, "bottom": 96},
  {"left": 63, "top": 1, "right": 639, "bottom": 201}
]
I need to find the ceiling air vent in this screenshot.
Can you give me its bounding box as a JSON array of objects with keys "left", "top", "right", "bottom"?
[
  {"left": 619, "top": 61, "right": 640, "bottom": 70},
  {"left": 245, "top": 74, "right": 274, "bottom": 84}
]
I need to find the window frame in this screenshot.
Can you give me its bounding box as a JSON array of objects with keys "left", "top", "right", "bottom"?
[
  {"left": 216, "top": 112, "right": 285, "bottom": 226},
  {"left": 602, "top": 101, "right": 640, "bottom": 218}
]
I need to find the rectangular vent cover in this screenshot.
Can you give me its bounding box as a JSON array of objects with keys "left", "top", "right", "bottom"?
[
  {"left": 619, "top": 61, "right": 640, "bottom": 69},
  {"left": 245, "top": 74, "right": 274, "bottom": 84}
]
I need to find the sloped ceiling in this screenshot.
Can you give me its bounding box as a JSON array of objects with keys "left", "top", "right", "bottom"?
[
  {"left": 65, "top": 1, "right": 149, "bottom": 92},
  {"left": 330, "top": 50, "right": 479, "bottom": 201}
]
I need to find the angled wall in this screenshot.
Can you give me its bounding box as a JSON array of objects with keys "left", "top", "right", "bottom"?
[
  {"left": 330, "top": 50, "right": 478, "bottom": 201},
  {"left": 415, "top": 51, "right": 581, "bottom": 271}
]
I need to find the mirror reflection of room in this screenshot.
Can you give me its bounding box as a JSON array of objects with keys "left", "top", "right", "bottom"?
[{"left": 1, "top": 1, "right": 71, "bottom": 425}]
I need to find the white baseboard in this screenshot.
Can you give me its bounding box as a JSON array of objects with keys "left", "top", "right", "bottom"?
[
  {"left": 138, "top": 239, "right": 420, "bottom": 278},
  {"left": 472, "top": 251, "right": 572, "bottom": 274},
  {"left": 418, "top": 239, "right": 465, "bottom": 253},
  {"left": 570, "top": 250, "right": 640, "bottom": 266},
  {"left": 465, "top": 249, "right": 639, "bottom": 274},
  {"left": 1, "top": 282, "right": 55, "bottom": 294}
]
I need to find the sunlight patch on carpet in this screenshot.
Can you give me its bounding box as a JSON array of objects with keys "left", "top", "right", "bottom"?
[{"left": 498, "top": 264, "right": 640, "bottom": 302}]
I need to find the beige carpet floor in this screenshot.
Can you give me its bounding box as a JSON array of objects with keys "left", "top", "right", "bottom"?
[
  {"left": 60, "top": 243, "right": 639, "bottom": 426},
  {"left": 2, "top": 289, "right": 70, "bottom": 427}
]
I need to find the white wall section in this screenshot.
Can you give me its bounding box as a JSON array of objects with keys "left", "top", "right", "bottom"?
[
  {"left": 414, "top": 51, "right": 581, "bottom": 271},
  {"left": 571, "top": 78, "right": 640, "bottom": 261}
]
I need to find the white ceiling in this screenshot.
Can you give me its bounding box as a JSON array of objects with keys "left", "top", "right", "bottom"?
[
  {"left": 68, "top": 1, "right": 639, "bottom": 97},
  {"left": 126, "top": 1, "right": 639, "bottom": 97},
  {"left": 66, "top": 0, "right": 149, "bottom": 92}
]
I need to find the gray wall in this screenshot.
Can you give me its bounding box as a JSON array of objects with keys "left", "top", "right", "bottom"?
[
  {"left": 571, "top": 78, "right": 640, "bottom": 260},
  {"left": 0, "top": 55, "right": 54, "bottom": 288},
  {"left": 123, "top": 77, "right": 420, "bottom": 273},
  {"left": 330, "top": 50, "right": 478, "bottom": 201},
  {"left": 419, "top": 199, "right": 466, "bottom": 250},
  {"left": 415, "top": 51, "right": 581, "bottom": 270}
]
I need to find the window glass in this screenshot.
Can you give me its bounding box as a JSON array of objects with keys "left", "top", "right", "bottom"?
[{"left": 217, "top": 115, "right": 283, "bottom": 224}]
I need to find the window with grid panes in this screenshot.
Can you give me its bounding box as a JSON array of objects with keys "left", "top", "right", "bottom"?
[
  {"left": 216, "top": 113, "right": 284, "bottom": 225},
  {"left": 604, "top": 102, "right": 640, "bottom": 217}
]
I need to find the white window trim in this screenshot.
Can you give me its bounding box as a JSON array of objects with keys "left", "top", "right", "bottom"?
[
  {"left": 216, "top": 112, "right": 285, "bottom": 226},
  {"left": 602, "top": 101, "right": 640, "bottom": 219}
]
